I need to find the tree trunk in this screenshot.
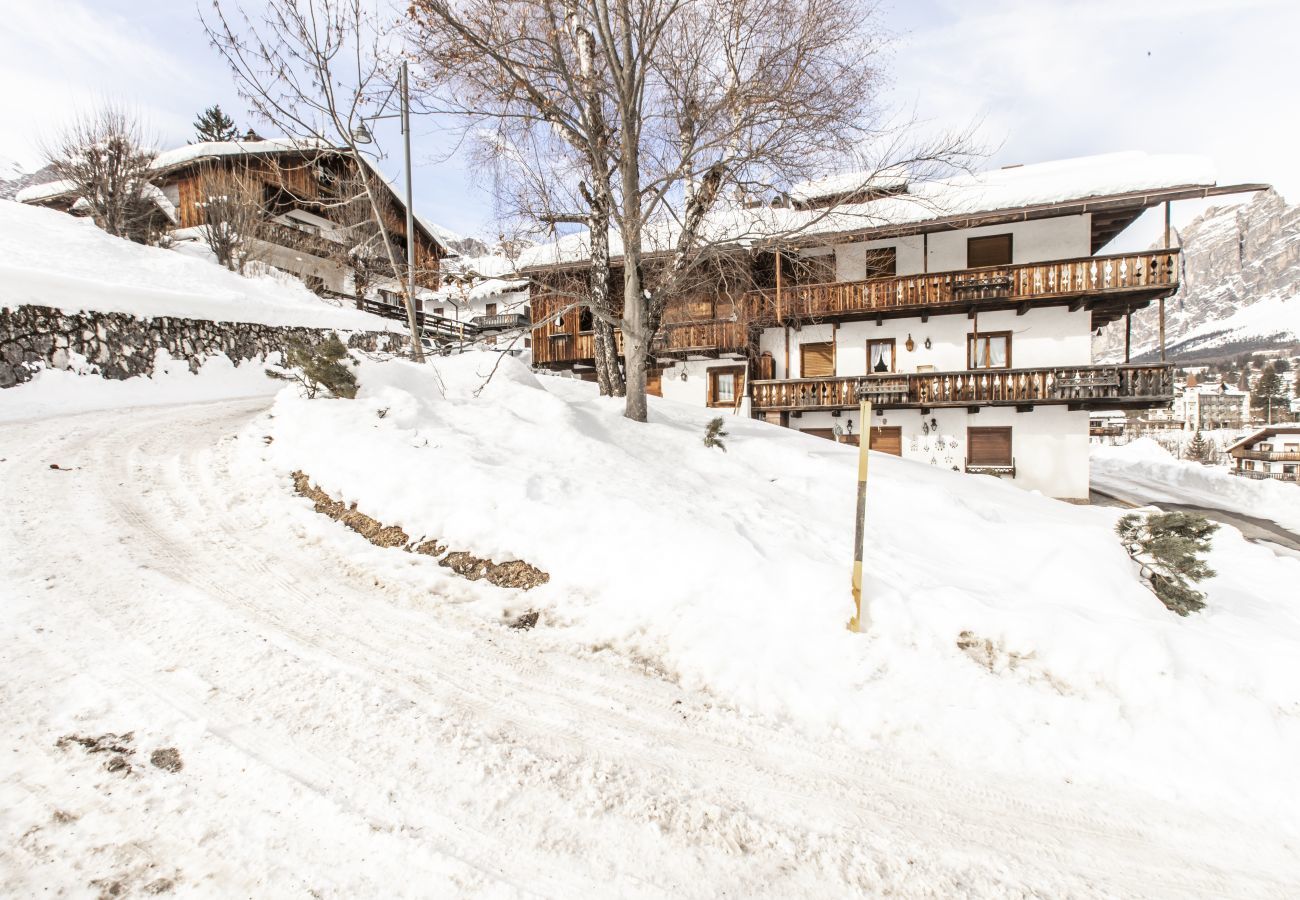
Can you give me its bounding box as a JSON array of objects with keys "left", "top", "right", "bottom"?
[{"left": 586, "top": 180, "right": 624, "bottom": 397}]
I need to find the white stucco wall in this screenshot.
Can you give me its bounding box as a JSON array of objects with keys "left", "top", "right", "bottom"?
[
  {"left": 659, "top": 358, "right": 751, "bottom": 415},
  {"left": 758, "top": 305, "right": 1092, "bottom": 378},
  {"left": 824, "top": 214, "right": 1093, "bottom": 280},
  {"left": 792, "top": 404, "right": 1091, "bottom": 499}
]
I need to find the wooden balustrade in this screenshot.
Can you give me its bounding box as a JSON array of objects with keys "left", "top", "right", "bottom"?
[
  {"left": 745, "top": 250, "right": 1180, "bottom": 323},
  {"left": 1234, "top": 450, "right": 1300, "bottom": 462},
  {"left": 652, "top": 319, "right": 748, "bottom": 357},
  {"left": 750, "top": 364, "right": 1173, "bottom": 412}
]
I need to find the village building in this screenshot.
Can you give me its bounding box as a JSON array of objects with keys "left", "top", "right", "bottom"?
[
  {"left": 18, "top": 136, "right": 455, "bottom": 330},
  {"left": 426, "top": 253, "right": 533, "bottom": 354},
  {"left": 1176, "top": 381, "right": 1253, "bottom": 431},
  {"left": 522, "top": 153, "right": 1266, "bottom": 500},
  {"left": 1227, "top": 427, "right": 1300, "bottom": 484}
]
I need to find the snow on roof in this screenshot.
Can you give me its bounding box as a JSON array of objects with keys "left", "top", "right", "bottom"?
[
  {"left": 1226, "top": 426, "right": 1300, "bottom": 453},
  {"left": 521, "top": 152, "right": 1219, "bottom": 269},
  {"left": 150, "top": 137, "right": 337, "bottom": 173},
  {"left": 787, "top": 166, "right": 909, "bottom": 204},
  {"left": 15, "top": 179, "right": 76, "bottom": 203}
]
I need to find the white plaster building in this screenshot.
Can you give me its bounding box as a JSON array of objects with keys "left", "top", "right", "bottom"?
[{"left": 525, "top": 153, "right": 1267, "bottom": 500}]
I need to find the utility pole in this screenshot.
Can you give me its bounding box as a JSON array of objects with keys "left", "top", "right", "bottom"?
[{"left": 401, "top": 59, "right": 422, "bottom": 361}]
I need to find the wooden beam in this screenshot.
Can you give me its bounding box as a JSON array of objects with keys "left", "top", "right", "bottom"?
[
  {"left": 1016, "top": 302, "right": 1030, "bottom": 316},
  {"left": 1124, "top": 306, "right": 1132, "bottom": 363}
]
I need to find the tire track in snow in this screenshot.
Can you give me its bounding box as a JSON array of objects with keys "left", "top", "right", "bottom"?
[{"left": 2, "top": 399, "right": 1296, "bottom": 898}]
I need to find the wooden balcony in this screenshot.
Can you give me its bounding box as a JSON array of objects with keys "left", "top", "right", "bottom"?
[
  {"left": 1233, "top": 470, "right": 1300, "bottom": 482},
  {"left": 1234, "top": 450, "right": 1300, "bottom": 462},
  {"left": 471, "top": 312, "right": 531, "bottom": 331},
  {"left": 750, "top": 364, "right": 1174, "bottom": 412},
  {"left": 652, "top": 319, "right": 749, "bottom": 359},
  {"left": 745, "top": 250, "right": 1179, "bottom": 329}
]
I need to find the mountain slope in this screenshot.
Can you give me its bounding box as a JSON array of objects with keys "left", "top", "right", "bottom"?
[{"left": 1095, "top": 189, "right": 1300, "bottom": 362}]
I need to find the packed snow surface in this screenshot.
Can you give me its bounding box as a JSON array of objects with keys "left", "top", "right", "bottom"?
[
  {"left": 1092, "top": 437, "right": 1300, "bottom": 533},
  {"left": 3, "top": 358, "right": 1299, "bottom": 895},
  {"left": 257, "top": 354, "right": 1300, "bottom": 826},
  {"left": 0, "top": 199, "right": 398, "bottom": 330}
]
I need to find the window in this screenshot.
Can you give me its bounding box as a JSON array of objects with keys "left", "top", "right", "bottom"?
[
  {"left": 1284, "top": 464, "right": 1297, "bottom": 475},
  {"left": 863, "top": 247, "right": 897, "bottom": 280},
  {"left": 967, "top": 427, "right": 1013, "bottom": 467},
  {"left": 1259, "top": 443, "right": 1274, "bottom": 452},
  {"left": 432, "top": 307, "right": 445, "bottom": 317},
  {"left": 708, "top": 366, "right": 746, "bottom": 407},
  {"left": 800, "top": 341, "right": 835, "bottom": 378},
  {"left": 967, "top": 233, "right": 1013, "bottom": 268},
  {"left": 791, "top": 252, "right": 836, "bottom": 285},
  {"left": 579, "top": 307, "right": 594, "bottom": 333},
  {"left": 867, "top": 338, "right": 896, "bottom": 374},
  {"left": 485, "top": 302, "right": 498, "bottom": 317},
  {"left": 968, "top": 331, "right": 1011, "bottom": 369}
]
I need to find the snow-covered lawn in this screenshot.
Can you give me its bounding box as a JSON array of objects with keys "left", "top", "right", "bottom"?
[
  {"left": 255, "top": 354, "right": 1300, "bottom": 829},
  {"left": 1093, "top": 437, "right": 1300, "bottom": 533},
  {"left": 3, "top": 359, "right": 1299, "bottom": 895},
  {"left": 0, "top": 199, "right": 398, "bottom": 331}
]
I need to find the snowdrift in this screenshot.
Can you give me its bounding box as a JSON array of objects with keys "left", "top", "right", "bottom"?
[
  {"left": 248, "top": 353, "right": 1300, "bottom": 830},
  {"left": 1094, "top": 438, "right": 1300, "bottom": 533},
  {"left": 0, "top": 199, "right": 398, "bottom": 331}
]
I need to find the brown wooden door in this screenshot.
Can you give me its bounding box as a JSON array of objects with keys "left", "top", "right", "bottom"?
[
  {"left": 646, "top": 368, "right": 663, "bottom": 397},
  {"left": 800, "top": 428, "right": 838, "bottom": 442},
  {"left": 869, "top": 426, "right": 902, "bottom": 456},
  {"left": 967, "top": 234, "right": 1012, "bottom": 268},
  {"left": 967, "top": 427, "right": 1012, "bottom": 466}
]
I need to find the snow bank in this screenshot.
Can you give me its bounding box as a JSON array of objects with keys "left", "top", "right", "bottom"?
[
  {"left": 0, "top": 350, "right": 280, "bottom": 423},
  {"left": 0, "top": 200, "right": 399, "bottom": 331},
  {"left": 1093, "top": 439, "right": 1300, "bottom": 533},
  {"left": 248, "top": 355, "right": 1300, "bottom": 830}
]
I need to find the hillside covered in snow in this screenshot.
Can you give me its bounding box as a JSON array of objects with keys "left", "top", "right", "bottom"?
[
  {"left": 1095, "top": 189, "right": 1300, "bottom": 362},
  {"left": 253, "top": 354, "right": 1300, "bottom": 831},
  {"left": 0, "top": 200, "right": 400, "bottom": 332}
]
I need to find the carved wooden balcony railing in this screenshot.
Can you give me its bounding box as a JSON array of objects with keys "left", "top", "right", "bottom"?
[
  {"left": 1233, "top": 450, "right": 1300, "bottom": 462},
  {"left": 1233, "top": 470, "right": 1300, "bottom": 482},
  {"left": 744, "top": 250, "right": 1180, "bottom": 324},
  {"left": 750, "top": 364, "right": 1174, "bottom": 412}
]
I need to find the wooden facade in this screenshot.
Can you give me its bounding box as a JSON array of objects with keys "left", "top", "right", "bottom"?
[{"left": 159, "top": 149, "right": 445, "bottom": 289}]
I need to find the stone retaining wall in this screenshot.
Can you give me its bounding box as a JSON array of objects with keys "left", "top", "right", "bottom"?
[{"left": 0, "top": 304, "right": 407, "bottom": 388}]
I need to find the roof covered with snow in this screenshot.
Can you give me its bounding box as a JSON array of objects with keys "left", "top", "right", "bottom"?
[{"left": 521, "top": 152, "right": 1221, "bottom": 269}]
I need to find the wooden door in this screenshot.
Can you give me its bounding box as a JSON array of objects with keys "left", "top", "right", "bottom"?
[
  {"left": 869, "top": 426, "right": 902, "bottom": 456},
  {"left": 967, "top": 427, "right": 1013, "bottom": 466},
  {"left": 800, "top": 428, "right": 838, "bottom": 442},
  {"left": 646, "top": 368, "right": 663, "bottom": 397}
]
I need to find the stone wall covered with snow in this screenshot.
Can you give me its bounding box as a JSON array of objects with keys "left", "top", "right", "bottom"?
[{"left": 0, "top": 305, "right": 406, "bottom": 388}]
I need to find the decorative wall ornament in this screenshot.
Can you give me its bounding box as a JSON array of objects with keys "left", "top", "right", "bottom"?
[
  {"left": 924, "top": 337, "right": 932, "bottom": 350},
  {"left": 905, "top": 334, "right": 915, "bottom": 352}
]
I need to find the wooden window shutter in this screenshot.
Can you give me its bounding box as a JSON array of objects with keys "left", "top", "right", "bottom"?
[
  {"left": 800, "top": 342, "right": 835, "bottom": 378},
  {"left": 967, "top": 234, "right": 1013, "bottom": 268},
  {"left": 967, "top": 427, "right": 1013, "bottom": 466}
]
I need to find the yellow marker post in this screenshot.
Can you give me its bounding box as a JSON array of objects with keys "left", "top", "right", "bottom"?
[{"left": 848, "top": 397, "right": 872, "bottom": 633}]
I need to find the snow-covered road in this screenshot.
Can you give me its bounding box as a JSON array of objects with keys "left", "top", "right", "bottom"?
[{"left": 3, "top": 399, "right": 1296, "bottom": 897}]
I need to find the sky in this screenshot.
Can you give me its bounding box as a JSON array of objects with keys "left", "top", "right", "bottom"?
[{"left": 0, "top": 0, "right": 1296, "bottom": 249}]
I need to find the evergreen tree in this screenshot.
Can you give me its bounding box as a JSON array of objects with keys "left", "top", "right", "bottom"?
[
  {"left": 1116, "top": 511, "right": 1219, "bottom": 616},
  {"left": 268, "top": 334, "right": 358, "bottom": 399},
  {"left": 1237, "top": 368, "right": 1252, "bottom": 391},
  {"left": 1186, "top": 429, "right": 1209, "bottom": 463},
  {"left": 1252, "top": 363, "right": 1285, "bottom": 418},
  {"left": 703, "top": 417, "right": 728, "bottom": 452},
  {"left": 192, "top": 105, "right": 239, "bottom": 143}
]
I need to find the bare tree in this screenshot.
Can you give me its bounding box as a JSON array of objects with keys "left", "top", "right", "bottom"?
[
  {"left": 42, "top": 105, "right": 161, "bottom": 243},
  {"left": 411, "top": 0, "right": 974, "bottom": 421},
  {"left": 203, "top": 0, "right": 427, "bottom": 361},
  {"left": 194, "top": 162, "right": 267, "bottom": 272}
]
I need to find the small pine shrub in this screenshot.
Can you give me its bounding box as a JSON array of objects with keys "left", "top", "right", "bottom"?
[
  {"left": 1185, "top": 429, "right": 1209, "bottom": 463},
  {"left": 703, "top": 416, "right": 728, "bottom": 452},
  {"left": 1116, "top": 511, "right": 1219, "bottom": 615},
  {"left": 270, "top": 333, "right": 358, "bottom": 399}
]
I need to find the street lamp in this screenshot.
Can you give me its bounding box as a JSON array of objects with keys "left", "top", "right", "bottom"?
[{"left": 354, "top": 60, "right": 419, "bottom": 356}]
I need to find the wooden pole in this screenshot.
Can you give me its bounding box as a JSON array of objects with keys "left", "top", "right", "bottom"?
[
  {"left": 1125, "top": 306, "right": 1132, "bottom": 363},
  {"left": 849, "top": 397, "right": 872, "bottom": 633},
  {"left": 1160, "top": 201, "right": 1170, "bottom": 363},
  {"left": 775, "top": 249, "right": 783, "bottom": 324}
]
